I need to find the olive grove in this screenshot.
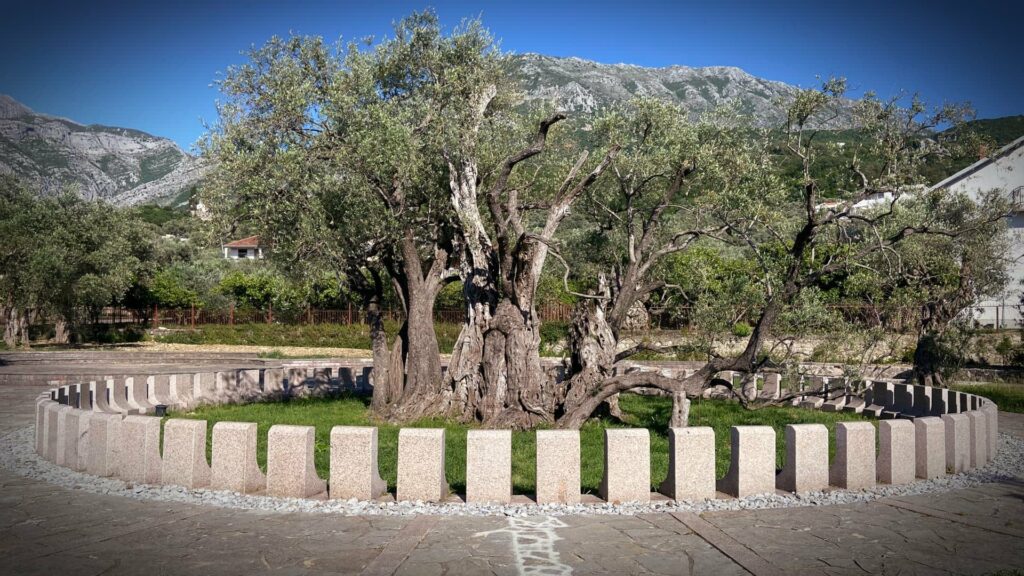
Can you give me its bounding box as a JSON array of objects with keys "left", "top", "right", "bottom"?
[{"left": 201, "top": 12, "right": 1013, "bottom": 428}]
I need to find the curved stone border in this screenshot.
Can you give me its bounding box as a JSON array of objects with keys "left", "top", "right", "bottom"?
[
  {"left": 34, "top": 366, "right": 1001, "bottom": 508},
  {"left": 5, "top": 426, "right": 1022, "bottom": 517}
]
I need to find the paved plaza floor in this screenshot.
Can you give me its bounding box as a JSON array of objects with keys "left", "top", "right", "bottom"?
[{"left": 1, "top": 354, "right": 1023, "bottom": 575}]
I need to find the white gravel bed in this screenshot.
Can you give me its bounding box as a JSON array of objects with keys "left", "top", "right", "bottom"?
[{"left": 3, "top": 425, "right": 1022, "bottom": 517}]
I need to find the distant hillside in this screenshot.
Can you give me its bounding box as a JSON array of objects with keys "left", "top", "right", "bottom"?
[
  {"left": 512, "top": 54, "right": 850, "bottom": 126},
  {"left": 957, "top": 115, "right": 1024, "bottom": 148},
  {"left": 0, "top": 94, "right": 205, "bottom": 207}
]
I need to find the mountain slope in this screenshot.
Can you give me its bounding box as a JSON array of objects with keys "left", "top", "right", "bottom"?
[
  {"left": 512, "top": 54, "right": 823, "bottom": 125},
  {"left": 955, "top": 115, "right": 1024, "bottom": 148},
  {"left": 0, "top": 94, "right": 205, "bottom": 206}
]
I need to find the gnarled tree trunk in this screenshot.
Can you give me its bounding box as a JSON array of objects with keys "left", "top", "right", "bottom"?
[
  {"left": 53, "top": 318, "right": 69, "bottom": 345},
  {"left": 370, "top": 231, "right": 453, "bottom": 421},
  {"left": 445, "top": 296, "right": 551, "bottom": 427},
  {"left": 3, "top": 304, "right": 20, "bottom": 348}
]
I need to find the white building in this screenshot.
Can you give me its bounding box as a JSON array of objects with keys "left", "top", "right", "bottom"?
[
  {"left": 930, "top": 136, "right": 1024, "bottom": 327},
  {"left": 222, "top": 235, "right": 265, "bottom": 260}
]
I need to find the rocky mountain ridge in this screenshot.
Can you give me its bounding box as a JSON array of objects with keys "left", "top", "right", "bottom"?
[
  {"left": 0, "top": 94, "right": 205, "bottom": 206},
  {"left": 512, "top": 53, "right": 822, "bottom": 125}
]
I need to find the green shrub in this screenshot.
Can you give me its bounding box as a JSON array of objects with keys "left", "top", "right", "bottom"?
[
  {"left": 80, "top": 325, "right": 146, "bottom": 344},
  {"left": 899, "top": 345, "right": 917, "bottom": 363},
  {"left": 539, "top": 320, "right": 569, "bottom": 355},
  {"left": 731, "top": 322, "right": 752, "bottom": 337}
]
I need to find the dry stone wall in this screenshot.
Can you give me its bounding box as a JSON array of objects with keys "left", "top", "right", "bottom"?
[{"left": 35, "top": 363, "right": 999, "bottom": 505}]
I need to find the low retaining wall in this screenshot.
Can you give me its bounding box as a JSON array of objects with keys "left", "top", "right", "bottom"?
[{"left": 35, "top": 365, "right": 999, "bottom": 505}]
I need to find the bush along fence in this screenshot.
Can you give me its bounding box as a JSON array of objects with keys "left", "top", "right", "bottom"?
[
  {"left": 36, "top": 363, "right": 999, "bottom": 505},
  {"left": 97, "top": 304, "right": 576, "bottom": 328},
  {"left": 93, "top": 302, "right": 1018, "bottom": 333}
]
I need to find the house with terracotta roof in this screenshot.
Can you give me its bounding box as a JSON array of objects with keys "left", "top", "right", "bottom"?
[{"left": 222, "top": 235, "right": 264, "bottom": 260}]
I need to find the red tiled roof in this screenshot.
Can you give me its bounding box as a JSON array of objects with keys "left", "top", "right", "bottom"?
[{"left": 224, "top": 235, "right": 261, "bottom": 248}]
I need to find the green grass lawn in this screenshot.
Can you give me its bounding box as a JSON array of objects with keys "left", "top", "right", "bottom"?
[
  {"left": 949, "top": 382, "right": 1024, "bottom": 413},
  {"left": 168, "top": 393, "right": 871, "bottom": 495}
]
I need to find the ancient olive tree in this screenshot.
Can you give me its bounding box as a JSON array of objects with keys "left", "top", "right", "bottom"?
[
  {"left": 201, "top": 13, "right": 508, "bottom": 407},
  {"left": 388, "top": 86, "right": 783, "bottom": 426}
]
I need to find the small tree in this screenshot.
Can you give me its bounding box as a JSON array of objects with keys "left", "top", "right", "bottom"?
[
  {"left": 0, "top": 177, "right": 158, "bottom": 344},
  {"left": 850, "top": 191, "right": 1012, "bottom": 385}
]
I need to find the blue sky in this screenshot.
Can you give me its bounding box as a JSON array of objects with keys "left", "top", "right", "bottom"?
[{"left": 2, "top": 0, "right": 1020, "bottom": 150}]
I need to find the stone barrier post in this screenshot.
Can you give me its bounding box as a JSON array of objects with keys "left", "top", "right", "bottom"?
[
  {"left": 397, "top": 428, "right": 448, "bottom": 502},
  {"left": 238, "top": 369, "right": 262, "bottom": 399},
  {"left": 877, "top": 420, "right": 915, "bottom": 485},
  {"left": 263, "top": 368, "right": 286, "bottom": 396},
  {"left": 660, "top": 427, "right": 715, "bottom": 501},
  {"left": 466, "top": 430, "right": 512, "bottom": 504},
  {"left": 59, "top": 408, "right": 81, "bottom": 469},
  {"left": 119, "top": 415, "right": 162, "bottom": 484},
  {"left": 536, "top": 430, "right": 581, "bottom": 504},
  {"left": 776, "top": 424, "right": 828, "bottom": 493},
  {"left": 90, "top": 380, "right": 112, "bottom": 413},
  {"left": 79, "top": 382, "right": 94, "bottom": 411},
  {"left": 45, "top": 403, "right": 68, "bottom": 463},
  {"left": 149, "top": 374, "right": 174, "bottom": 407},
  {"left": 161, "top": 419, "right": 211, "bottom": 489},
  {"left": 73, "top": 410, "right": 93, "bottom": 472},
  {"left": 108, "top": 377, "right": 135, "bottom": 413},
  {"left": 982, "top": 403, "right": 998, "bottom": 458},
  {"left": 267, "top": 425, "right": 327, "bottom": 499},
  {"left": 329, "top": 426, "right": 387, "bottom": 501},
  {"left": 215, "top": 370, "right": 241, "bottom": 403},
  {"left": 873, "top": 381, "right": 895, "bottom": 409},
  {"left": 169, "top": 374, "right": 197, "bottom": 409},
  {"left": 966, "top": 411, "right": 988, "bottom": 468},
  {"left": 829, "top": 422, "right": 875, "bottom": 489},
  {"left": 194, "top": 372, "right": 217, "bottom": 406},
  {"left": 912, "top": 386, "right": 932, "bottom": 417},
  {"left": 126, "top": 375, "right": 155, "bottom": 414},
  {"left": 718, "top": 426, "right": 776, "bottom": 497},
  {"left": 34, "top": 399, "right": 49, "bottom": 455},
  {"left": 86, "top": 412, "right": 123, "bottom": 477},
  {"left": 892, "top": 383, "right": 914, "bottom": 413},
  {"left": 211, "top": 422, "right": 266, "bottom": 494},
  {"left": 914, "top": 417, "right": 945, "bottom": 479},
  {"left": 600, "top": 429, "right": 650, "bottom": 504},
  {"left": 930, "top": 388, "right": 948, "bottom": 416},
  {"left": 941, "top": 413, "right": 969, "bottom": 473},
  {"left": 946, "top": 391, "right": 959, "bottom": 414}
]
